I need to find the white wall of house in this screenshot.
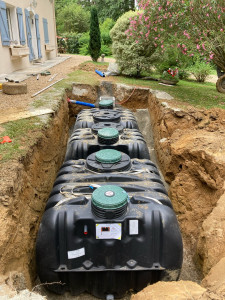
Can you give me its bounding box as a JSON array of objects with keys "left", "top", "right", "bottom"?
[{"left": 0, "top": 0, "right": 57, "bottom": 74}]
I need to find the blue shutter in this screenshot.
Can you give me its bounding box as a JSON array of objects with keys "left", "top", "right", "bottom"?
[
  {"left": 43, "top": 18, "right": 49, "bottom": 44},
  {"left": 0, "top": 0, "right": 10, "bottom": 46},
  {"left": 35, "top": 14, "right": 42, "bottom": 58},
  {"left": 16, "top": 7, "right": 26, "bottom": 45},
  {"left": 25, "top": 9, "right": 34, "bottom": 61}
]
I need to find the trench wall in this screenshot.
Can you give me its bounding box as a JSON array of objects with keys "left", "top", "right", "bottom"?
[
  {"left": 0, "top": 98, "right": 69, "bottom": 288},
  {"left": 148, "top": 93, "right": 225, "bottom": 276}
]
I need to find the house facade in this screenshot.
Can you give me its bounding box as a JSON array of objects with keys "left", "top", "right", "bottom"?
[{"left": 0, "top": 0, "right": 57, "bottom": 74}]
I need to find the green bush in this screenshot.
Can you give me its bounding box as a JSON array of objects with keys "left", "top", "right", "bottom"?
[
  {"left": 78, "top": 32, "right": 90, "bottom": 55},
  {"left": 101, "top": 31, "right": 112, "bottom": 46},
  {"left": 79, "top": 44, "right": 89, "bottom": 56},
  {"left": 188, "top": 59, "right": 213, "bottom": 82},
  {"left": 110, "top": 11, "right": 157, "bottom": 77},
  {"left": 100, "top": 18, "right": 115, "bottom": 46},
  {"left": 64, "top": 32, "right": 81, "bottom": 54},
  {"left": 178, "top": 69, "right": 190, "bottom": 80},
  {"left": 100, "top": 44, "right": 112, "bottom": 56}
]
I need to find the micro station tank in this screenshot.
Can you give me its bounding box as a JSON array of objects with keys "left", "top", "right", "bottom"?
[
  {"left": 36, "top": 183, "right": 183, "bottom": 299},
  {"left": 74, "top": 108, "right": 139, "bottom": 130},
  {"left": 45, "top": 149, "right": 171, "bottom": 210},
  {"left": 64, "top": 127, "right": 150, "bottom": 161},
  {"left": 36, "top": 102, "right": 183, "bottom": 299}
]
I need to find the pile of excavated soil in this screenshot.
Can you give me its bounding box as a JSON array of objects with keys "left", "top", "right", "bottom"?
[{"left": 78, "top": 62, "right": 109, "bottom": 73}]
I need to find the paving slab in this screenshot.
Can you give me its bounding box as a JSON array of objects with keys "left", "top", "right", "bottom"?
[{"left": 0, "top": 56, "right": 71, "bottom": 83}]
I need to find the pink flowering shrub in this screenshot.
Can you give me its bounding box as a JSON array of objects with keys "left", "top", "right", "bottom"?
[{"left": 127, "top": 0, "right": 225, "bottom": 72}]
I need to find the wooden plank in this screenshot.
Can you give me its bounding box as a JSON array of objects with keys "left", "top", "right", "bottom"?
[{"left": 0, "top": 108, "right": 54, "bottom": 124}]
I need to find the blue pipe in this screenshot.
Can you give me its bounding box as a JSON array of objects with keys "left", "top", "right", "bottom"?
[
  {"left": 68, "top": 99, "right": 95, "bottom": 108},
  {"left": 95, "top": 69, "right": 105, "bottom": 77}
]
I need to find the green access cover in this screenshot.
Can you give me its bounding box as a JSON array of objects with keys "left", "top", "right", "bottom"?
[
  {"left": 99, "top": 99, "right": 113, "bottom": 107},
  {"left": 95, "top": 149, "right": 122, "bottom": 163},
  {"left": 92, "top": 185, "right": 128, "bottom": 209},
  {"left": 98, "top": 128, "right": 119, "bottom": 139}
]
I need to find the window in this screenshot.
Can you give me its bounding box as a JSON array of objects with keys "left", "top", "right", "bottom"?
[
  {"left": 5, "top": 5, "right": 20, "bottom": 45},
  {"left": 6, "top": 8, "right": 13, "bottom": 40},
  {"left": 43, "top": 18, "right": 49, "bottom": 44},
  {"left": 0, "top": 1, "right": 25, "bottom": 46}
]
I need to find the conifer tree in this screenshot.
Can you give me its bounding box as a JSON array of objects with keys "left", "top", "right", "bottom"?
[{"left": 89, "top": 7, "right": 101, "bottom": 62}]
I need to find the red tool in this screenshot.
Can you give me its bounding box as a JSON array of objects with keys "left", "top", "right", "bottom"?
[{"left": 0, "top": 136, "right": 12, "bottom": 144}]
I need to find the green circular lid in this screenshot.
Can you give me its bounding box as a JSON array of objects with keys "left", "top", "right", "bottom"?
[
  {"left": 95, "top": 149, "right": 122, "bottom": 163},
  {"left": 92, "top": 185, "right": 128, "bottom": 209},
  {"left": 98, "top": 128, "right": 119, "bottom": 139},
  {"left": 99, "top": 99, "right": 113, "bottom": 107}
]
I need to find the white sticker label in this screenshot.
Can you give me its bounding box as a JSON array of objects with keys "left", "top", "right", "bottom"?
[
  {"left": 67, "top": 247, "right": 85, "bottom": 259},
  {"left": 96, "top": 223, "right": 122, "bottom": 240},
  {"left": 129, "top": 220, "right": 139, "bottom": 235}
]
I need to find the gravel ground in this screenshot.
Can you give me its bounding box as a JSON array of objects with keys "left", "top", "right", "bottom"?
[{"left": 0, "top": 55, "right": 115, "bottom": 123}]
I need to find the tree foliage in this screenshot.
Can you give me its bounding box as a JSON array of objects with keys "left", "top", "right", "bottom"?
[
  {"left": 89, "top": 7, "right": 101, "bottom": 61},
  {"left": 78, "top": 0, "right": 135, "bottom": 21},
  {"left": 56, "top": 2, "right": 90, "bottom": 33},
  {"left": 128, "top": 0, "right": 225, "bottom": 71},
  {"left": 110, "top": 11, "right": 157, "bottom": 76}
]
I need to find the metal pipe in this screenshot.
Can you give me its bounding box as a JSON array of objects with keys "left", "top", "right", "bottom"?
[{"left": 31, "top": 78, "right": 64, "bottom": 98}]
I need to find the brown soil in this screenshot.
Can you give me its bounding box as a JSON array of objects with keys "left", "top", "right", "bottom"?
[
  {"left": 116, "top": 87, "right": 150, "bottom": 110},
  {"left": 131, "top": 281, "right": 207, "bottom": 300},
  {"left": 77, "top": 62, "right": 109, "bottom": 73}
]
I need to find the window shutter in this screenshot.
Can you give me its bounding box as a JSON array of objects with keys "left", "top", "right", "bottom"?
[
  {"left": 0, "top": 0, "right": 10, "bottom": 46},
  {"left": 43, "top": 18, "right": 49, "bottom": 44},
  {"left": 25, "top": 8, "right": 34, "bottom": 61},
  {"left": 16, "top": 7, "right": 26, "bottom": 45},
  {"left": 35, "top": 14, "right": 42, "bottom": 58}
]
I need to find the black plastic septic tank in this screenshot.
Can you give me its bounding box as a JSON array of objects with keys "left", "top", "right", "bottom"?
[
  {"left": 74, "top": 108, "right": 139, "bottom": 130},
  {"left": 45, "top": 149, "right": 171, "bottom": 210},
  {"left": 36, "top": 185, "right": 183, "bottom": 299},
  {"left": 64, "top": 127, "right": 150, "bottom": 161}
]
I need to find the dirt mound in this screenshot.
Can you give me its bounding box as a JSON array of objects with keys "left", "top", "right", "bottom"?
[
  {"left": 131, "top": 281, "right": 207, "bottom": 300},
  {"left": 78, "top": 62, "right": 108, "bottom": 73},
  {"left": 202, "top": 257, "right": 225, "bottom": 298}
]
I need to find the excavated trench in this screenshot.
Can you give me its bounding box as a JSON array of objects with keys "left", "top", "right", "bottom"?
[{"left": 1, "top": 81, "right": 225, "bottom": 298}]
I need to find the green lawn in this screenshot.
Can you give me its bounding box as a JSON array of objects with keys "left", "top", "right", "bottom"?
[
  {"left": 115, "top": 76, "right": 225, "bottom": 109},
  {"left": 66, "top": 61, "right": 225, "bottom": 109},
  {"left": 0, "top": 118, "right": 42, "bottom": 163}
]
